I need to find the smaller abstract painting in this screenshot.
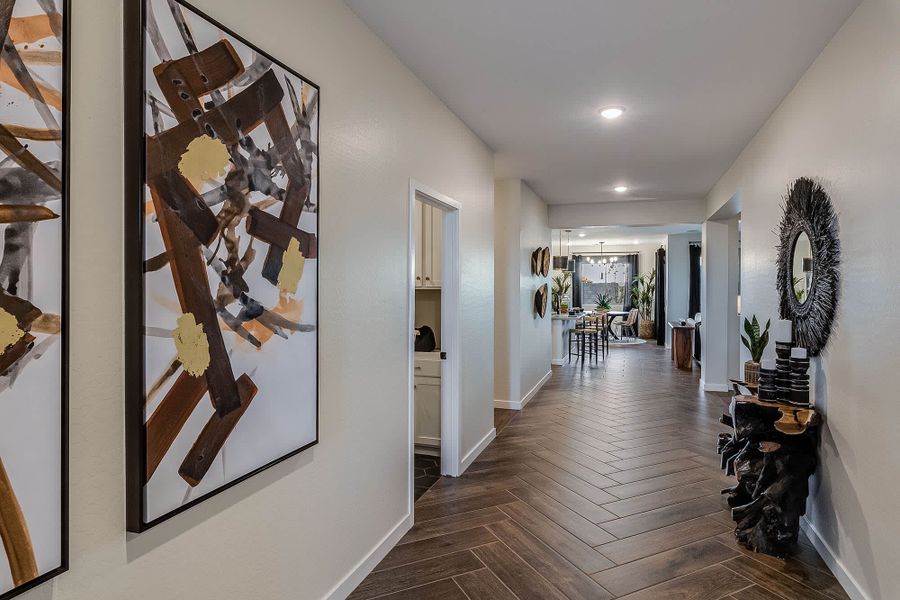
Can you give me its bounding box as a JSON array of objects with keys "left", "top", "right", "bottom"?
[{"left": 125, "top": 0, "right": 319, "bottom": 531}]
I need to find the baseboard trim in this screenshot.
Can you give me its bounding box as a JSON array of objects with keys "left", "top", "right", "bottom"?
[
  {"left": 800, "top": 517, "right": 869, "bottom": 600},
  {"left": 494, "top": 370, "right": 552, "bottom": 410},
  {"left": 550, "top": 358, "right": 567, "bottom": 366},
  {"left": 493, "top": 398, "right": 519, "bottom": 409},
  {"left": 325, "top": 512, "right": 413, "bottom": 600},
  {"left": 459, "top": 427, "right": 496, "bottom": 474},
  {"left": 700, "top": 378, "right": 730, "bottom": 393},
  {"left": 521, "top": 370, "right": 551, "bottom": 409}
]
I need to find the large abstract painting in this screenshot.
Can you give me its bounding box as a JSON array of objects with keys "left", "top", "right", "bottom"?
[
  {"left": 125, "top": 0, "right": 319, "bottom": 531},
  {"left": 0, "top": 0, "right": 68, "bottom": 597}
]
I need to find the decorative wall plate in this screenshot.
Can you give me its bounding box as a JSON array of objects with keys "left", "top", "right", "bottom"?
[
  {"left": 540, "top": 246, "right": 551, "bottom": 277},
  {"left": 534, "top": 284, "right": 549, "bottom": 318},
  {"left": 530, "top": 248, "right": 541, "bottom": 275}
]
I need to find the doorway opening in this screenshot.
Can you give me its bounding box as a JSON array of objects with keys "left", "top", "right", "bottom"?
[{"left": 408, "top": 180, "right": 461, "bottom": 509}]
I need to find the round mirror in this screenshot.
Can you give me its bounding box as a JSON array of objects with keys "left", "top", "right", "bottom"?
[{"left": 791, "top": 232, "right": 813, "bottom": 305}]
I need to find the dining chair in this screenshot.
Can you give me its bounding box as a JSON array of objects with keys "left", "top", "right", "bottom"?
[{"left": 619, "top": 309, "right": 639, "bottom": 340}]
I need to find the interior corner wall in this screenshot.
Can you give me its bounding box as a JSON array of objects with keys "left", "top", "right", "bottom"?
[
  {"left": 56, "top": 1, "right": 495, "bottom": 599},
  {"left": 705, "top": 1, "right": 899, "bottom": 597},
  {"left": 517, "top": 184, "right": 552, "bottom": 403},
  {"left": 494, "top": 179, "right": 522, "bottom": 404},
  {"left": 665, "top": 232, "right": 702, "bottom": 346},
  {"left": 493, "top": 180, "right": 551, "bottom": 407}
]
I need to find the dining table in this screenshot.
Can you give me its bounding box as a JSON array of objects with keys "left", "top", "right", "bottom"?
[{"left": 602, "top": 310, "right": 630, "bottom": 340}]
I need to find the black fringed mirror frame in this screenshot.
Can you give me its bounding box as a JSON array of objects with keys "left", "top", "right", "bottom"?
[{"left": 776, "top": 177, "right": 840, "bottom": 356}]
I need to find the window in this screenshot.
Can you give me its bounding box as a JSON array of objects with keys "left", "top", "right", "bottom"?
[{"left": 579, "top": 255, "right": 633, "bottom": 310}]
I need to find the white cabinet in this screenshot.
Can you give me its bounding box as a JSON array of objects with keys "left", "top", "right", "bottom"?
[
  {"left": 414, "top": 353, "right": 441, "bottom": 450},
  {"left": 415, "top": 201, "right": 443, "bottom": 289},
  {"left": 414, "top": 200, "right": 424, "bottom": 287}
]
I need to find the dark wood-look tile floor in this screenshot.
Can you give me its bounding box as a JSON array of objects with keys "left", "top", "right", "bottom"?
[{"left": 351, "top": 345, "right": 850, "bottom": 600}]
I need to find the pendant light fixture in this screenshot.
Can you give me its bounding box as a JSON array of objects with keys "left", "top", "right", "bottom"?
[
  {"left": 552, "top": 229, "right": 568, "bottom": 270},
  {"left": 565, "top": 230, "right": 575, "bottom": 272}
]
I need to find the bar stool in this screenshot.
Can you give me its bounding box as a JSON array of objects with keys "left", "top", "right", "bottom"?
[
  {"left": 571, "top": 316, "right": 599, "bottom": 362},
  {"left": 595, "top": 311, "right": 610, "bottom": 359}
]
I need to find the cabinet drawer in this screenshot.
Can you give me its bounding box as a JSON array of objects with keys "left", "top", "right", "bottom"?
[{"left": 414, "top": 359, "right": 442, "bottom": 378}]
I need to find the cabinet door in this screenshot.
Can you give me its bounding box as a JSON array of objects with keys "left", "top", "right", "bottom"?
[
  {"left": 430, "top": 204, "right": 442, "bottom": 288},
  {"left": 414, "top": 378, "right": 441, "bottom": 447},
  {"left": 422, "top": 203, "right": 433, "bottom": 286},
  {"left": 414, "top": 200, "right": 424, "bottom": 288}
]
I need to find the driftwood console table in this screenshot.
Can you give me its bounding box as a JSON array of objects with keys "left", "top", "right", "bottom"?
[{"left": 717, "top": 395, "right": 820, "bottom": 557}]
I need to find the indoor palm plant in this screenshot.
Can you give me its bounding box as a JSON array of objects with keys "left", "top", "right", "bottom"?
[
  {"left": 631, "top": 268, "right": 657, "bottom": 338},
  {"left": 594, "top": 292, "right": 612, "bottom": 311},
  {"left": 741, "top": 315, "right": 770, "bottom": 385},
  {"left": 552, "top": 272, "right": 572, "bottom": 314}
]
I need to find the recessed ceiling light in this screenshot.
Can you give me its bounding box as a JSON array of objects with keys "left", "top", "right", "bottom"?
[
  {"left": 614, "top": 186, "right": 628, "bottom": 193},
  {"left": 633, "top": 239, "right": 640, "bottom": 245},
  {"left": 599, "top": 106, "right": 625, "bottom": 120},
  {"left": 578, "top": 233, "right": 586, "bottom": 238}
]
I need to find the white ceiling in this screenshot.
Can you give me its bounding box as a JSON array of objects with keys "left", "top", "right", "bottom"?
[
  {"left": 555, "top": 224, "right": 700, "bottom": 248},
  {"left": 347, "top": 0, "right": 859, "bottom": 205}
]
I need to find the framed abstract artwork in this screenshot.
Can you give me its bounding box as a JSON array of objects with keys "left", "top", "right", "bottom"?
[
  {"left": 124, "top": 0, "right": 319, "bottom": 531},
  {"left": 0, "top": 0, "right": 69, "bottom": 598}
]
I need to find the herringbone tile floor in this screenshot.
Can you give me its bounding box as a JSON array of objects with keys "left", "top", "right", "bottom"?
[{"left": 350, "top": 344, "right": 849, "bottom": 599}]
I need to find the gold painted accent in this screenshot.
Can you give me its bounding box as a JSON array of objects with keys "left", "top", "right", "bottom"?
[
  {"left": 0, "top": 308, "right": 25, "bottom": 353},
  {"left": 173, "top": 313, "right": 210, "bottom": 377},
  {"left": 177, "top": 136, "right": 230, "bottom": 189},
  {"left": 277, "top": 238, "right": 305, "bottom": 294}
]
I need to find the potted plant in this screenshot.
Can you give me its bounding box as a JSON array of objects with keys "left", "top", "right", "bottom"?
[
  {"left": 741, "top": 315, "right": 770, "bottom": 386},
  {"left": 551, "top": 272, "right": 571, "bottom": 314},
  {"left": 631, "top": 268, "right": 657, "bottom": 339},
  {"left": 594, "top": 292, "right": 612, "bottom": 311}
]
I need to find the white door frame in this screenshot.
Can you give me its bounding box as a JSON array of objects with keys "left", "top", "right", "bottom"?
[{"left": 408, "top": 179, "right": 462, "bottom": 513}]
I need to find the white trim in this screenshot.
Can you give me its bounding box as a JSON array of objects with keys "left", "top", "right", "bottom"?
[
  {"left": 414, "top": 435, "right": 441, "bottom": 447},
  {"left": 700, "top": 378, "right": 730, "bottom": 393},
  {"left": 800, "top": 518, "right": 869, "bottom": 600},
  {"left": 324, "top": 513, "right": 413, "bottom": 600},
  {"left": 459, "top": 428, "right": 496, "bottom": 474},
  {"left": 493, "top": 370, "right": 551, "bottom": 410},
  {"left": 408, "top": 179, "right": 463, "bottom": 486},
  {"left": 550, "top": 358, "right": 568, "bottom": 366},
  {"left": 493, "top": 398, "right": 519, "bottom": 410}
]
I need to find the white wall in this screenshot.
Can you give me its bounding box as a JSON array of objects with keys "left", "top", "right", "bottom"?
[
  {"left": 493, "top": 179, "right": 520, "bottom": 404},
  {"left": 706, "top": 1, "right": 898, "bottom": 597},
  {"left": 665, "top": 232, "right": 701, "bottom": 346},
  {"left": 494, "top": 179, "right": 551, "bottom": 408},
  {"left": 518, "top": 184, "right": 552, "bottom": 403},
  {"left": 50, "top": 1, "right": 495, "bottom": 600},
  {"left": 550, "top": 198, "right": 705, "bottom": 229}
]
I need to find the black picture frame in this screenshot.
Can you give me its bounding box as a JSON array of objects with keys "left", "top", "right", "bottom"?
[
  {"left": 124, "top": 0, "right": 320, "bottom": 533},
  {"left": 0, "top": 0, "right": 69, "bottom": 597},
  {"left": 776, "top": 177, "right": 840, "bottom": 356}
]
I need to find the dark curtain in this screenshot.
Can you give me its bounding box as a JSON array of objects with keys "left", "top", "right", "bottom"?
[
  {"left": 655, "top": 248, "right": 666, "bottom": 346},
  {"left": 622, "top": 254, "right": 639, "bottom": 312},
  {"left": 572, "top": 255, "right": 582, "bottom": 307},
  {"left": 689, "top": 243, "right": 701, "bottom": 318}
]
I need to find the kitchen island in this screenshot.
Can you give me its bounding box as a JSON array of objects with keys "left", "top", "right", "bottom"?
[{"left": 551, "top": 313, "right": 582, "bottom": 365}]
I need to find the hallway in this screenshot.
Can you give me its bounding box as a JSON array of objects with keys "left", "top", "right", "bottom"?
[{"left": 351, "top": 346, "right": 848, "bottom": 599}]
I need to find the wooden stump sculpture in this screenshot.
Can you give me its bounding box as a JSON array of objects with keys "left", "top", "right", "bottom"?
[{"left": 717, "top": 395, "right": 820, "bottom": 557}]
